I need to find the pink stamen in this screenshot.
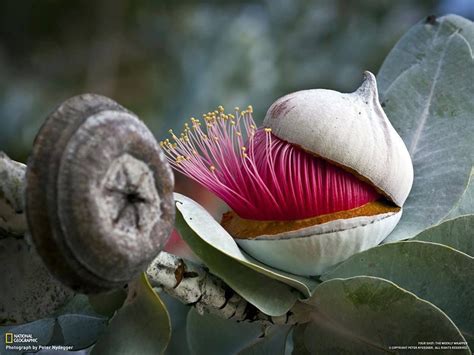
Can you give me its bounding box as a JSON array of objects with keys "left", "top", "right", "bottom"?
[{"left": 161, "top": 106, "right": 380, "bottom": 221}]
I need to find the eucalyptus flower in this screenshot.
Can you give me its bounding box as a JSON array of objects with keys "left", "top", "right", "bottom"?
[{"left": 162, "top": 71, "right": 413, "bottom": 275}]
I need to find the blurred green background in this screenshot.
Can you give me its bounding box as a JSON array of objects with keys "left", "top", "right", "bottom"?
[{"left": 0, "top": 0, "right": 472, "bottom": 205}]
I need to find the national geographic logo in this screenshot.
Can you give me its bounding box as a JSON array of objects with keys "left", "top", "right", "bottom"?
[
  {"left": 4, "top": 332, "right": 39, "bottom": 352},
  {"left": 3, "top": 332, "right": 74, "bottom": 352}
]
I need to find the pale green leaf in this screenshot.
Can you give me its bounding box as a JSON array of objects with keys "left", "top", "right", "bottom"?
[
  {"left": 175, "top": 211, "right": 296, "bottom": 317},
  {"left": 322, "top": 241, "right": 474, "bottom": 348},
  {"left": 174, "top": 193, "right": 318, "bottom": 298},
  {"left": 0, "top": 298, "right": 109, "bottom": 352},
  {"left": 57, "top": 314, "right": 107, "bottom": 350},
  {"left": 186, "top": 308, "right": 262, "bottom": 355},
  {"left": 377, "top": 15, "right": 474, "bottom": 242},
  {"left": 238, "top": 325, "right": 292, "bottom": 355},
  {"left": 0, "top": 319, "right": 55, "bottom": 354},
  {"left": 295, "top": 277, "right": 470, "bottom": 354},
  {"left": 88, "top": 289, "right": 127, "bottom": 318},
  {"left": 92, "top": 274, "right": 171, "bottom": 355},
  {"left": 413, "top": 214, "right": 474, "bottom": 256},
  {"left": 160, "top": 292, "right": 191, "bottom": 355},
  {"left": 444, "top": 168, "right": 474, "bottom": 220}
]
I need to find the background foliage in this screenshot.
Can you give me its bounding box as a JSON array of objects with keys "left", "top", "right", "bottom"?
[
  {"left": 0, "top": 0, "right": 452, "bottom": 152},
  {"left": 1, "top": 0, "right": 472, "bottom": 215}
]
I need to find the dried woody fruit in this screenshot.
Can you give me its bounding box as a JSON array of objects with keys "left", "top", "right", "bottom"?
[
  {"left": 162, "top": 72, "right": 413, "bottom": 275},
  {"left": 26, "top": 94, "right": 175, "bottom": 293}
]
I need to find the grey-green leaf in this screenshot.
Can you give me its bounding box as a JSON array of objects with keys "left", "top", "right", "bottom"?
[
  {"left": 57, "top": 314, "right": 108, "bottom": 350},
  {"left": 238, "top": 325, "right": 292, "bottom": 355},
  {"left": 0, "top": 318, "right": 55, "bottom": 354},
  {"left": 0, "top": 298, "right": 109, "bottom": 353},
  {"left": 92, "top": 274, "right": 171, "bottom": 355},
  {"left": 174, "top": 193, "right": 318, "bottom": 298},
  {"left": 175, "top": 208, "right": 297, "bottom": 317},
  {"left": 186, "top": 308, "right": 263, "bottom": 355},
  {"left": 295, "top": 277, "right": 470, "bottom": 354},
  {"left": 377, "top": 14, "right": 474, "bottom": 242},
  {"left": 322, "top": 241, "right": 474, "bottom": 348},
  {"left": 414, "top": 214, "right": 474, "bottom": 256},
  {"left": 160, "top": 292, "right": 191, "bottom": 355},
  {"left": 445, "top": 168, "right": 474, "bottom": 220}
]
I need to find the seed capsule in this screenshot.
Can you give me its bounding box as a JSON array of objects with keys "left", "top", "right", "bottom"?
[{"left": 26, "top": 94, "right": 175, "bottom": 293}]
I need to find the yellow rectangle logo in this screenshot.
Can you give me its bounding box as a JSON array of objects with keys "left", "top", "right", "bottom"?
[{"left": 5, "top": 333, "right": 13, "bottom": 344}]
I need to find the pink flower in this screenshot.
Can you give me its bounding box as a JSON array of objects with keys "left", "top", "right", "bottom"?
[{"left": 161, "top": 106, "right": 379, "bottom": 221}]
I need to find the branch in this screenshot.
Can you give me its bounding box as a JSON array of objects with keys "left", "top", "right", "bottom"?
[
  {"left": 0, "top": 152, "right": 27, "bottom": 237},
  {"left": 147, "top": 251, "right": 312, "bottom": 326},
  {"left": 0, "top": 153, "right": 74, "bottom": 325},
  {"left": 0, "top": 153, "right": 311, "bottom": 326}
]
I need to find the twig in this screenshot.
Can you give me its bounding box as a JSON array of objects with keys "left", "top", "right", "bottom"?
[
  {"left": 0, "top": 152, "right": 74, "bottom": 325},
  {"left": 147, "top": 251, "right": 312, "bottom": 326},
  {"left": 0, "top": 152, "right": 27, "bottom": 237}
]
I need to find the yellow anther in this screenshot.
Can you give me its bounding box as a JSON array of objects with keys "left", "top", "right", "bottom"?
[
  {"left": 264, "top": 128, "right": 272, "bottom": 133},
  {"left": 247, "top": 105, "right": 253, "bottom": 113},
  {"left": 234, "top": 107, "right": 240, "bottom": 111},
  {"left": 229, "top": 114, "right": 235, "bottom": 119},
  {"left": 241, "top": 146, "right": 246, "bottom": 151},
  {"left": 236, "top": 132, "right": 242, "bottom": 136},
  {"left": 242, "top": 153, "right": 248, "bottom": 158},
  {"left": 218, "top": 105, "right": 224, "bottom": 112},
  {"left": 209, "top": 165, "right": 216, "bottom": 172}
]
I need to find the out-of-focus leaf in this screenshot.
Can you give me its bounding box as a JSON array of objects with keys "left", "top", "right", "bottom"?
[
  {"left": 0, "top": 296, "right": 109, "bottom": 353},
  {"left": 294, "top": 277, "right": 470, "bottom": 354},
  {"left": 57, "top": 314, "right": 108, "bottom": 350},
  {"left": 186, "top": 308, "right": 262, "bottom": 355},
  {"left": 52, "top": 294, "right": 98, "bottom": 317},
  {"left": 445, "top": 168, "right": 474, "bottom": 220},
  {"left": 414, "top": 215, "right": 474, "bottom": 256},
  {"left": 88, "top": 289, "right": 127, "bottom": 318},
  {"left": 175, "top": 193, "right": 300, "bottom": 316},
  {"left": 174, "top": 193, "right": 318, "bottom": 297},
  {"left": 322, "top": 241, "right": 474, "bottom": 348},
  {"left": 0, "top": 318, "right": 55, "bottom": 354},
  {"left": 377, "top": 15, "right": 474, "bottom": 242},
  {"left": 238, "top": 325, "right": 292, "bottom": 355},
  {"left": 91, "top": 274, "right": 171, "bottom": 355},
  {"left": 160, "top": 292, "right": 192, "bottom": 355}
]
